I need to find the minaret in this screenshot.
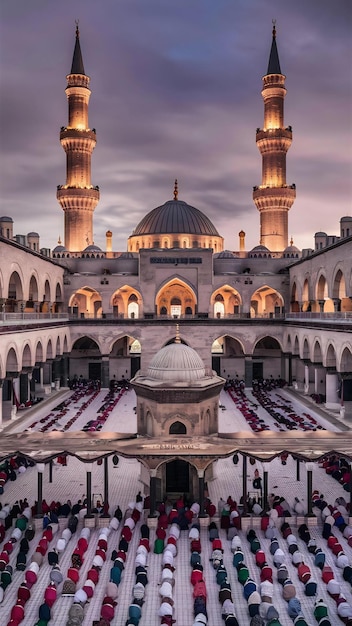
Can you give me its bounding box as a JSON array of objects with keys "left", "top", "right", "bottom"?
[
  {"left": 253, "top": 22, "right": 295, "bottom": 252},
  {"left": 57, "top": 23, "right": 99, "bottom": 252}
]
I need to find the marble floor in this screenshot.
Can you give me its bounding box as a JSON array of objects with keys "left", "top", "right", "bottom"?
[{"left": 0, "top": 387, "right": 351, "bottom": 626}]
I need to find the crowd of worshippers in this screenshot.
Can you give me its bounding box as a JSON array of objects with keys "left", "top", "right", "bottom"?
[
  {"left": 224, "top": 376, "right": 287, "bottom": 394},
  {"left": 0, "top": 455, "right": 35, "bottom": 495},
  {"left": 319, "top": 455, "right": 351, "bottom": 493},
  {"left": 68, "top": 376, "right": 102, "bottom": 391}
]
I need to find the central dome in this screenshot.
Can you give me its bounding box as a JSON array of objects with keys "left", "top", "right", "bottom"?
[
  {"left": 147, "top": 342, "right": 206, "bottom": 383},
  {"left": 132, "top": 199, "right": 220, "bottom": 237}
]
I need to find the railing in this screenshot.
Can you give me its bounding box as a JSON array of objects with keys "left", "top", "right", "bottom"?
[
  {"left": 286, "top": 312, "right": 352, "bottom": 321},
  {"left": 0, "top": 312, "right": 69, "bottom": 324},
  {"left": 1, "top": 311, "right": 350, "bottom": 325}
]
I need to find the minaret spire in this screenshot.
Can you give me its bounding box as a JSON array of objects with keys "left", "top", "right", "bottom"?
[
  {"left": 267, "top": 19, "right": 281, "bottom": 74},
  {"left": 70, "top": 20, "right": 85, "bottom": 75},
  {"left": 252, "top": 23, "right": 296, "bottom": 252},
  {"left": 57, "top": 25, "right": 100, "bottom": 252}
]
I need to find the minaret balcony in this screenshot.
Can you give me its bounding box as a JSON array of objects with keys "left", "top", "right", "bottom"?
[
  {"left": 60, "top": 127, "right": 97, "bottom": 142},
  {"left": 253, "top": 184, "right": 296, "bottom": 208},
  {"left": 57, "top": 185, "right": 100, "bottom": 204},
  {"left": 255, "top": 127, "right": 292, "bottom": 142}
]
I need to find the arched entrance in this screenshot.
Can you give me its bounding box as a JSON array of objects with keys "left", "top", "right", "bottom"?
[{"left": 166, "top": 459, "right": 190, "bottom": 495}]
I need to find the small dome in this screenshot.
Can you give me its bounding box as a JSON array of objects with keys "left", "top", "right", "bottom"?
[
  {"left": 131, "top": 199, "right": 220, "bottom": 238},
  {"left": 27, "top": 232, "right": 39, "bottom": 237},
  {"left": 249, "top": 244, "right": 271, "bottom": 258},
  {"left": 340, "top": 216, "right": 351, "bottom": 222},
  {"left": 250, "top": 244, "right": 271, "bottom": 253},
  {"left": 53, "top": 244, "right": 67, "bottom": 253},
  {"left": 214, "top": 250, "right": 236, "bottom": 259},
  {"left": 147, "top": 342, "right": 206, "bottom": 383},
  {"left": 315, "top": 232, "right": 327, "bottom": 237},
  {"left": 83, "top": 244, "right": 102, "bottom": 252},
  {"left": 283, "top": 244, "right": 300, "bottom": 257},
  {"left": 119, "top": 252, "right": 137, "bottom": 259},
  {"left": 0, "top": 216, "right": 13, "bottom": 222}
]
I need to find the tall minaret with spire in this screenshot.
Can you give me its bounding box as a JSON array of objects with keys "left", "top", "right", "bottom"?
[
  {"left": 253, "top": 22, "right": 296, "bottom": 252},
  {"left": 57, "top": 23, "right": 99, "bottom": 252}
]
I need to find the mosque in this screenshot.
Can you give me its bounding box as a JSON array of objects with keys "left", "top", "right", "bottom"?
[{"left": 0, "top": 24, "right": 351, "bottom": 506}]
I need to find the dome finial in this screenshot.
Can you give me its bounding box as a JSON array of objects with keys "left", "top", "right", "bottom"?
[
  {"left": 272, "top": 18, "right": 276, "bottom": 39},
  {"left": 290, "top": 236, "right": 293, "bottom": 246},
  {"left": 75, "top": 19, "right": 80, "bottom": 38},
  {"left": 175, "top": 323, "right": 181, "bottom": 344},
  {"left": 173, "top": 179, "right": 178, "bottom": 201},
  {"left": 58, "top": 236, "right": 62, "bottom": 245}
]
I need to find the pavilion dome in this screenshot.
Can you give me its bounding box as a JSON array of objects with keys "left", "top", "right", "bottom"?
[{"left": 147, "top": 342, "right": 206, "bottom": 383}]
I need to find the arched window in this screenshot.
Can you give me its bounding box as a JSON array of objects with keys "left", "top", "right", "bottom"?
[
  {"left": 170, "top": 297, "right": 181, "bottom": 318},
  {"left": 160, "top": 306, "right": 167, "bottom": 315},
  {"left": 169, "top": 421, "right": 187, "bottom": 435}
]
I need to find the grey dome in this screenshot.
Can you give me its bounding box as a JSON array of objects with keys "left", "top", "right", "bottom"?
[
  {"left": 27, "top": 232, "right": 39, "bottom": 237},
  {"left": 0, "top": 216, "right": 13, "bottom": 222},
  {"left": 132, "top": 199, "right": 220, "bottom": 237},
  {"left": 83, "top": 244, "right": 102, "bottom": 252},
  {"left": 147, "top": 342, "right": 206, "bottom": 383},
  {"left": 250, "top": 245, "right": 271, "bottom": 253},
  {"left": 214, "top": 250, "right": 236, "bottom": 259},
  {"left": 119, "top": 252, "right": 138, "bottom": 259},
  {"left": 53, "top": 244, "right": 67, "bottom": 253}
]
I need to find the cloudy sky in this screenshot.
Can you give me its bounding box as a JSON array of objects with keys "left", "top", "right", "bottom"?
[{"left": 0, "top": 0, "right": 351, "bottom": 252}]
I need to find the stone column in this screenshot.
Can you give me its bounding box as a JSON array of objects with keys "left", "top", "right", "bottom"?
[
  {"left": 101, "top": 356, "right": 110, "bottom": 388},
  {"left": 52, "top": 359, "right": 61, "bottom": 390},
  {"left": 244, "top": 357, "right": 253, "bottom": 388},
  {"left": 304, "top": 363, "right": 310, "bottom": 394},
  {"left": 314, "top": 366, "right": 325, "bottom": 396},
  {"left": 318, "top": 300, "right": 325, "bottom": 313},
  {"left": 242, "top": 455, "right": 248, "bottom": 516},
  {"left": 60, "top": 354, "right": 69, "bottom": 387},
  {"left": 306, "top": 463, "right": 314, "bottom": 517},
  {"left": 0, "top": 380, "right": 3, "bottom": 429},
  {"left": 333, "top": 298, "right": 341, "bottom": 312},
  {"left": 325, "top": 371, "right": 339, "bottom": 407},
  {"left": 197, "top": 469, "right": 206, "bottom": 517},
  {"left": 85, "top": 464, "right": 93, "bottom": 517},
  {"left": 149, "top": 469, "right": 157, "bottom": 518},
  {"left": 104, "top": 457, "right": 109, "bottom": 508},
  {"left": 36, "top": 463, "right": 45, "bottom": 518},
  {"left": 12, "top": 375, "right": 19, "bottom": 418},
  {"left": 263, "top": 469, "right": 268, "bottom": 511}
]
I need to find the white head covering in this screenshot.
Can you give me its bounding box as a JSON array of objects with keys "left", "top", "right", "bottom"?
[{"left": 74, "top": 588, "right": 88, "bottom": 604}]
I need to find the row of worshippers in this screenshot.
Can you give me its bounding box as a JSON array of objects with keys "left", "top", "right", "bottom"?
[
  {"left": 6, "top": 509, "right": 62, "bottom": 626},
  {"left": 217, "top": 497, "right": 241, "bottom": 531},
  {"left": 157, "top": 522, "right": 182, "bottom": 626},
  {"left": 0, "top": 456, "right": 33, "bottom": 495},
  {"left": 122, "top": 518, "right": 150, "bottom": 626},
  {"left": 189, "top": 519, "right": 208, "bottom": 626},
  {"left": 319, "top": 455, "right": 351, "bottom": 493}
]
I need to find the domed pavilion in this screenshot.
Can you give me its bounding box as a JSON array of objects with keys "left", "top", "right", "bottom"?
[{"left": 131, "top": 328, "right": 225, "bottom": 438}]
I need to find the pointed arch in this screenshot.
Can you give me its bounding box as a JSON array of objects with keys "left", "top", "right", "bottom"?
[
  {"left": 22, "top": 344, "right": 32, "bottom": 369},
  {"left": 155, "top": 277, "right": 197, "bottom": 318},
  {"left": 111, "top": 285, "right": 143, "bottom": 319},
  {"left": 211, "top": 285, "right": 242, "bottom": 318},
  {"left": 325, "top": 344, "right": 337, "bottom": 369},
  {"left": 312, "top": 340, "right": 323, "bottom": 364},
  {"left": 69, "top": 285, "right": 103, "bottom": 318},
  {"left": 250, "top": 285, "right": 284, "bottom": 318}
]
